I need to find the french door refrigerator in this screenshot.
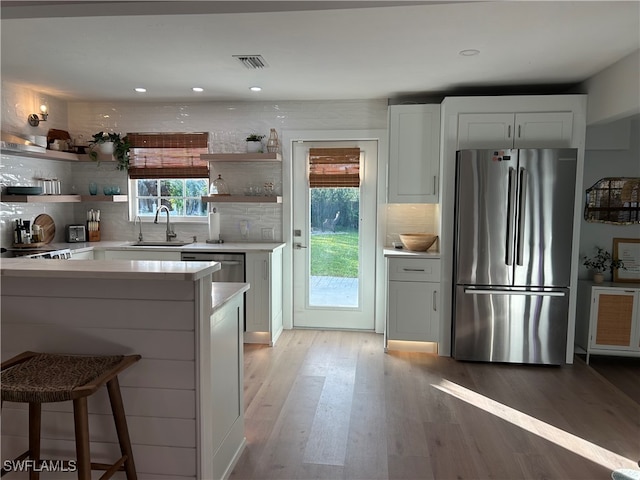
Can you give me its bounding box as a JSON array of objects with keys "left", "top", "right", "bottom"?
[{"left": 453, "top": 148, "right": 577, "bottom": 365}]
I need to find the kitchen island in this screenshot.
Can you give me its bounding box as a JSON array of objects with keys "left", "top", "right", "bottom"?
[{"left": 1, "top": 259, "right": 248, "bottom": 480}]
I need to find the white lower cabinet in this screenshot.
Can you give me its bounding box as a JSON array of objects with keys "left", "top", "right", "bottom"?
[
  {"left": 577, "top": 283, "right": 640, "bottom": 363},
  {"left": 244, "top": 248, "right": 283, "bottom": 346},
  {"left": 386, "top": 257, "right": 440, "bottom": 349},
  {"left": 103, "top": 250, "right": 181, "bottom": 261}
]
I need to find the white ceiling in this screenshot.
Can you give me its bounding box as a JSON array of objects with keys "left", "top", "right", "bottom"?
[{"left": 1, "top": 1, "right": 639, "bottom": 103}]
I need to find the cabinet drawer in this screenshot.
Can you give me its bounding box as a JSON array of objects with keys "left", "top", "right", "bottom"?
[{"left": 388, "top": 258, "right": 440, "bottom": 282}]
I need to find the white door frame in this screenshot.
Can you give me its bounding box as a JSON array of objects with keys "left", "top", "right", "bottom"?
[{"left": 281, "top": 129, "right": 388, "bottom": 334}]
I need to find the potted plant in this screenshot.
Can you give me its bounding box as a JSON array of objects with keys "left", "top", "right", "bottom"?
[
  {"left": 582, "top": 246, "right": 626, "bottom": 283},
  {"left": 245, "top": 134, "right": 265, "bottom": 153},
  {"left": 89, "top": 132, "right": 131, "bottom": 171}
]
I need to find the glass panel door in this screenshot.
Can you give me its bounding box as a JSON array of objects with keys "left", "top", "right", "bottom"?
[{"left": 293, "top": 140, "right": 377, "bottom": 330}]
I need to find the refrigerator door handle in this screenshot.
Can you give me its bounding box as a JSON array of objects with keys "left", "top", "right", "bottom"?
[
  {"left": 516, "top": 167, "right": 528, "bottom": 266},
  {"left": 463, "top": 288, "right": 566, "bottom": 297},
  {"left": 505, "top": 167, "right": 517, "bottom": 266}
]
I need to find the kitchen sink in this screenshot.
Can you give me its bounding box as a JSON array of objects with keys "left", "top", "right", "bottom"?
[{"left": 129, "top": 241, "right": 193, "bottom": 247}]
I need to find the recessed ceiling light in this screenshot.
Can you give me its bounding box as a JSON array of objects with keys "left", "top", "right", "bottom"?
[
  {"left": 134, "top": 87, "right": 147, "bottom": 93},
  {"left": 249, "top": 86, "right": 262, "bottom": 92},
  {"left": 192, "top": 87, "right": 204, "bottom": 92},
  {"left": 459, "top": 49, "right": 480, "bottom": 57}
]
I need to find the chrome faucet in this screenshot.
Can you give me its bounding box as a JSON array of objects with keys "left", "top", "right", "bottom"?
[
  {"left": 154, "top": 205, "right": 177, "bottom": 242},
  {"left": 134, "top": 215, "right": 144, "bottom": 242}
]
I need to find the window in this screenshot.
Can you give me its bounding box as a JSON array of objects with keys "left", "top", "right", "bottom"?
[
  {"left": 132, "top": 178, "right": 208, "bottom": 220},
  {"left": 126, "top": 132, "right": 209, "bottom": 221}
]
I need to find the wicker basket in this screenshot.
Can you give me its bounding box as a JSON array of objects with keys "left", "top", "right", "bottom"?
[{"left": 399, "top": 234, "right": 438, "bottom": 252}]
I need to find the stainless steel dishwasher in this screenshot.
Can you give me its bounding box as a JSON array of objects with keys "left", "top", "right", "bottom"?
[{"left": 180, "top": 252, "right": 245, "bottom": 283}]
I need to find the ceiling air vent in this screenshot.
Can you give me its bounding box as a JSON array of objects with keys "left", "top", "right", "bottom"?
[{"left": 233, "top": 55, "right": 268, "bottom": 69}]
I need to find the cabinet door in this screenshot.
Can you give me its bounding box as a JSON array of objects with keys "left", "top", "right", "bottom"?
[
  {"left": 245, "top": 252, "right": 270, "bottom": 334},
  {"left": 514, "top": 112, "right": 573, "bottom": 148},
  {"left": 388, "top": 104, "right": 440, "bottom": 203},
  {"left": 103, "top": 250, "right": 181, "bottom": 261},
  {"left": 387, "top": 280, "right": 438, "bottom": 341},
  {"left": 457, "top": 113, "right": 515, "bottom": 149},
  {"left": 590, "top": 289, "right": 639, "bottom": 351}
]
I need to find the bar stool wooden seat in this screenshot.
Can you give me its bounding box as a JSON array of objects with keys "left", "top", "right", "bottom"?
[{"left": 1, "top": 351, "right": 141, "bottom": 480}]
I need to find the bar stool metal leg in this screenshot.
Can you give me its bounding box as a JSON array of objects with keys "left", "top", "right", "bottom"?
[
  {"left": 28, "top": 402, "right": 41, "bottom": 480},
  {"left": 73, "top": 397, "right": 91, "bottom": 480},
  {"left": 107, "top": 377, "right": 138, "bottom": 480}
]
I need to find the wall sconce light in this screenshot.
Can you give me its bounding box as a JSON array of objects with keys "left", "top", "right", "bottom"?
[{"left": 28, "top": 105, "right": 49, "bottom": 127}]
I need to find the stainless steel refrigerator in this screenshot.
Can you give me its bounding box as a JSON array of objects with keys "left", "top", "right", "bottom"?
[{"left": 453, "top": 148, "right": 577, "bottom": 365}]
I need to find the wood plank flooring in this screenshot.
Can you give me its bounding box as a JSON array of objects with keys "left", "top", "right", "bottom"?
[{"left": 231, "top": 330, "right": 640, "bottom": 480}]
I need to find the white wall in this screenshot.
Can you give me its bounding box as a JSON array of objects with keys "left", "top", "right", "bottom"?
[
  {"left": 582, "top": 49, "right": 640, "bottom": 125},
  {"left": 1, "top": 81, "right": 388, "bottom": 245},
  {"left": 580, "top": 116, "right": 640, "bottom": 280}
]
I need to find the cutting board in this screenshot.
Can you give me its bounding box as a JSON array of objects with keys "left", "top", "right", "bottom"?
[{"left": 34, "top": 214, "right": 55, "bottom": 244}]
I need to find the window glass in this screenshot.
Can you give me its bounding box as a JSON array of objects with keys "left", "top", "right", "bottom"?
[{"left": 133, "top": 178, "right": 208, "bottom": 219}]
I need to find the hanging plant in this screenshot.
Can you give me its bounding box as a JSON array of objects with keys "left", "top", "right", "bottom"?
[{"left": 89, "top": 132, "right": 131, "bottom": 171}]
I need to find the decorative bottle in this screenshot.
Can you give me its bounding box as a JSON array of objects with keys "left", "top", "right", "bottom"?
[{"left": 266, "top": 128, "right": 279, "bottom": 153}]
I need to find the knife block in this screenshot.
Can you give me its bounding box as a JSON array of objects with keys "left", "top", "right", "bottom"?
[{"left": 87, "top": 222, "right": 100, "bottom": 242}]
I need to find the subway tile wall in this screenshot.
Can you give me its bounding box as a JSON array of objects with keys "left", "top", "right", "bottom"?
[
  {"left": 1, "top": 81, "right": 389, "bottom": 245},
  {"left": 384, "top": 203, "right": 440, "bottom": 250}
]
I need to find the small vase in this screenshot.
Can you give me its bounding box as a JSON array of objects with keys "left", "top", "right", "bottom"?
[
  {"left": 266, "top": 128, "right": 279, "bottom": 153},
  {"left": 593, "top": 272, "right": 604, "bottom": 284}
]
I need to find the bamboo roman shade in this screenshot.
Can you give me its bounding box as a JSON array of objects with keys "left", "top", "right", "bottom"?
[
  {"left": 308, "top": 147, "right": 361, "bottom": 188},
  {"left": 128, "top": 132, "right": 209, "bottom": 179}
]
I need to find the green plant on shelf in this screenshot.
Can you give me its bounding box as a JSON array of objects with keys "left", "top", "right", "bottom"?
[{"left": 89, "top": 132, "right": 131, "bottom": 171}]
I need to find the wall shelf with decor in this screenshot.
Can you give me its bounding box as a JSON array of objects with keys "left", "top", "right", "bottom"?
[
  {"left": 201, "top": 153, "right": 282, "bottom": 162},
  {"left": 202, "top": 195, "right": 282, "bottom": 204},
  {"left": 1, "top": 149, "right": 80, "bottom": 162},
  {"left": 1, "top": 194, "right": 128, "bottom": 204}
]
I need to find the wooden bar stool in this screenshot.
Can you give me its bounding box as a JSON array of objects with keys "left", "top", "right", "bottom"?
[{"left": 1, "top": 351, "right": 141, "bottom": 480}]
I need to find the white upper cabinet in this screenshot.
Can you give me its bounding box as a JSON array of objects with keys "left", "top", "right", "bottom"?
[
  {"left": 457, "top": 112, "right": 574, "bottom": 149},
  {"left": 388, "top": 104, "right": 441, "bottom": 203}
]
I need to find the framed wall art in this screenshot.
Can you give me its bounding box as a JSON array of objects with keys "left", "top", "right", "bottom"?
[{"left": 613, "top": 238, "right": 640, "bottom": 283}]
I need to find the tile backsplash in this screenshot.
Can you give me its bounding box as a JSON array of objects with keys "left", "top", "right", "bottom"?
[
  {"left": 1, "top": 81, "right": 388, "bottom": 246},
  {"left": 384, "top": 203, "right": 440, "bottom": 250}
]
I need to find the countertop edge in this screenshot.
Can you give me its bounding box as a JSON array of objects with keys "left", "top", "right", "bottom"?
[
  {"left": 383, "top": 248, "right": 441, "bottom": 259},
  {"left": 212, "top": 282, "right": 251, "bottom": 314},
  {"left": 0, "top": 258, "right": 221, "bottom": 281}
]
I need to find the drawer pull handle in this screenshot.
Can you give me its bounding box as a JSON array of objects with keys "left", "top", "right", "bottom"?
[
  {"left": 402, "top": 268, "right": 426, "bottom": 272},
  {"left": 433, "top": 290, "right": 437, "bottom": 311}
]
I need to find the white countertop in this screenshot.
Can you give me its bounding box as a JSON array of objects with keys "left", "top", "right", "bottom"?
[
  {"left": 383, "top": 247, "right": 440, "bottom": 259},
  {"left": 0, "top": 258, "right": 221, "bottom": 281},
  {"left": 34, "top": 241, "right": 286, "bottom": 254},
  {"left": 211, "top": 282, "right": 250, "bottom": 313}
]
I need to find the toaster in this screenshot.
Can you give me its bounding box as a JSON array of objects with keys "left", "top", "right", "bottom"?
[{"left": 65, "top": 224, "right": 86, "bottom": 243}]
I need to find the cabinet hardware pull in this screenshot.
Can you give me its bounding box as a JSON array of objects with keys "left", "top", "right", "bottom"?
[
  {"left": 403, "top": 268, "right": 425, "bottom": 272},
  {"left": 518, "top": 124, "right": 522, "bottom": 138},
  {"left": 508, "top": 125, "right": 512, "bottom": 139},
  {"left": 433, "top": 291, "right": 437, "bottom": 311},
  {"left": 433, "top": 176, "right": 437, "bottom": 195}
]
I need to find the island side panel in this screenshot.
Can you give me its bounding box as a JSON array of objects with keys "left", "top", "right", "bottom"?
[{"left": 1, "top": 276, "right": 198, "bottom": 479}]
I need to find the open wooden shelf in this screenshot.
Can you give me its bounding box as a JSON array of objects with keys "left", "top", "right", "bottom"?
[
  {"left": 201, "top": 153, "right": 282, "bottom": 162},
  {"left": 1, "top": 194, "right": 128, "bottom": 203},
  {"left": 1, "top": 148, "right": 79, "bottom": 162},
  {"left": 202, "top": 195, "right": 282, "bottom": 203}
]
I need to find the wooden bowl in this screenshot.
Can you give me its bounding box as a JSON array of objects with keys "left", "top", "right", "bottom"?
[{"left": 399, "top": 233, "right": 438, "bottom": 252}]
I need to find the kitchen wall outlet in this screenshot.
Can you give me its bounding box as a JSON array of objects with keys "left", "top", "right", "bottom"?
[
  {"left": 262, "top": 227, "right": 274, "bottom": 241},
  {"left": 240, "top": 220, "right": 249, "bottom": 239}
]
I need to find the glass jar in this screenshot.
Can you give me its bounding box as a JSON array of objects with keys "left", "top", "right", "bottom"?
[{"left": 212, "top": 174, "right": 229, "bottom": 195}]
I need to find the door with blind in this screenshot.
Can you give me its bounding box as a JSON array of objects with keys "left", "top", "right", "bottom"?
[{"left": 292, "top": 140, "right": 377, "bottom": 330}]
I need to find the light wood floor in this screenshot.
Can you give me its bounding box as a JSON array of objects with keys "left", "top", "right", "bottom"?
[{"left": 231, "top": 330, "right": 640, "bottom": 480}]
